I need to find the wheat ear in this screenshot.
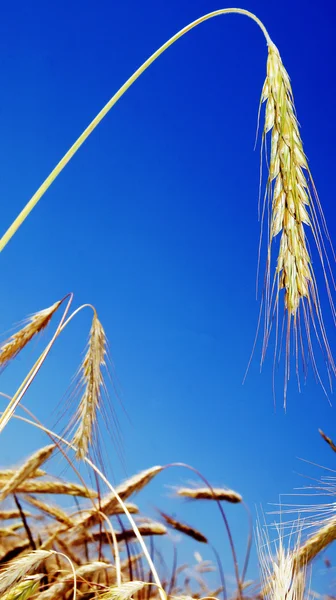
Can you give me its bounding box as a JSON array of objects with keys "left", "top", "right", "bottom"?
[
  {"left": 23, "top": 495, "right": 74, "bottom": 527},
  {"left": 158, "top": 510, "right": 208, "bottom": 543},
  {"left": 0, "top": 445, "right": 55, "bottom": 501},
  {"left": 37, "top": 561, "right": 109, "bottom": 600},
  {"left": 0, "top": 479, "right": 97, "bottom": 497},
  {"left": 72, "top": 310, "right": 108, "bottom": 460},
  {"left": 0, "top": 575, "right": 42, "bottom": 600},
  {"left": 176, "top": 486, "right": 242, "bottom": 503},
  {"left": 292, "top": 517, "right": 336, "bottom": 570},
  {"left": 74, "top": 466, "right": 163, "bottom": 529},
  {"left": 0, "top": 549, "right": 53, "bottom": 595},
  {"left": 0, "top": 302, "right": 61, "bottom": 366},
  {"left": 260, "top": 42, "right": 335, "bottom": 403},
  {"left": 99, "top": 581, "right": 146, "bottom": 600}
]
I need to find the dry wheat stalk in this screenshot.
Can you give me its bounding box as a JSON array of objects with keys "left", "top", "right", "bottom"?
[
  {"left": 0, "top": 301, "right": 61, "bottom": 366},
  {"left": 0, "top": 574, "right": 42, "bottom": 600},
  {"left": 0, "top": 549, "right": 52, "bottom": 595},
  {"left": 71, "top": 311, "right": 108, "bottom": 460},
  {"left": 0, "top": 479, "right": 97, "bottom": 498},
  {"left": 99, "top": 580, "right": 146, "bottom": 600},
  {"left": 176, "top": 487, "right": 242, "bottom": 503},
  {"left": 158, "top": 511, "right": 208, "bottom": 543},
  {"left": 259, "top": 41, "right": 335, "bottom": 403},
  {"left": 23, "top": 495, "right": 74, "bottom": 527},
  {"left": 0, "top": 445, "right": 55, "bottom": 501},
  {"left": 37, "top": 561, "right": 110, "bottom": 600},
  {"left": 74, "top": 466, "right": 162, "bottom": 529}
]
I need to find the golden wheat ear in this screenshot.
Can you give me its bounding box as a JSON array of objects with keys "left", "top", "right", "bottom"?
[
  {"left": 258, "top": 42, "right": 335, "bottom": 405},
  {"left": 0, "top": 300, "right": 62, "bottom": 367},
  {"left": 70, "top": 310, "right": 108, "bottom": 460}
]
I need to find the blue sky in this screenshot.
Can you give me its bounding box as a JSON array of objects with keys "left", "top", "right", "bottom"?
[{"left": 0, "top": 0, "right": 336, "bottom": 593}]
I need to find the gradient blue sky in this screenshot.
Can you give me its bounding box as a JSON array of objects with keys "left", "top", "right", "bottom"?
[{"left": 0, "top": 0, "right": 336, "bottom": 593}]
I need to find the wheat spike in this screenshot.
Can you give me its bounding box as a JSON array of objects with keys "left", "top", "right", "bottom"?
[
  {"left": 0, "top": 575, "right": 42, "bottom": 600},
  {"left": 23, "top": 495, "right": 74, "bottom": 527},
  {"left": 74, "top": 466, "right": 162, "bottom": 529},
  {"left": 0, "top": 479, "right": 97, "bottom": 498},
  {"left": 319, "top": 429, "right": 336, "bottom": 453},
  {"left": 0, "top": 469, "right": 46, "bottom": 479},
  {"left": 0, "top": 301, "right": 61, "bottom": 366},
  {"left": 0, "top": 511, "right": 32, "bottom": 520},
  {"left": 292, "top": 516, "right": 336, "bottom": 570},
  {"left": 260, "top": 42, "right": 335, "bottom": 403},
  {"left": 158, "top": 511, "right": 208, "bottom": 543},
  {"left": 0, "top": 445, "right": 55, "bottom": 501},
  {"left": 0, "top": 549, "right": 52, "bottom": 595},
  {"left": 37, "top": 561, "right": 109, "bottom": 600},
  {"left": 176, "top": 486, "right": 242, "bottom": 503},
  {"left": 99, "top": 581, "right": 146, "bottom": 600},
  {"left": 72, "top": 522, "right": 167, "bottom": 547},
  {"left": 71, "top": 311, "right": 108, "bottom": 460}
]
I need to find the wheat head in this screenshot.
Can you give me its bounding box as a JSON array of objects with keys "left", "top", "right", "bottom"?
[
  {"left": 0, "top": 301, "right": 61, "bottom": 367},
  {"left": 260, "top": 42, "right": 335, "bottom": 403}
]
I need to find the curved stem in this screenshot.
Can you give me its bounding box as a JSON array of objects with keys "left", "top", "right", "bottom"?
[{"left": 0, "top": 9, "right": 272, "bottom": 252}]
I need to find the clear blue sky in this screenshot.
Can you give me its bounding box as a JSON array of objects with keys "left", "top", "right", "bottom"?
[{"left": 0, "top": 0, "right": 335, "bottom": 593}]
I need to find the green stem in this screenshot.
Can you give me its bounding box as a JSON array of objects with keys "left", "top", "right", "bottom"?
[{"left": 0, "top": 8, "right": 271, "bottom": 252}]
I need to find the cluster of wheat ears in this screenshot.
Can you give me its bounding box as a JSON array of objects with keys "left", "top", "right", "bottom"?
[{"left": 0, "top": 7, "right": 335, "bottom": 600}]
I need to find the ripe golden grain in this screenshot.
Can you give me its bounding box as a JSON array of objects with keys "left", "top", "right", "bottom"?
[
  {"left": 0, "top": 302, "right": 61, "bottom": 366},
  {"left": 158, "top": 511, "right": 208, "bottom": 543},
  {"left": 0, "top": 479, "right": 97, "bottom": 498},
  {"left": 0, "top": 445, "right": 55, "bottom": 501},
  {"left": 260, "top": 42, "right": 335, "bottom": 402},
  {"left": 74, "top": 466, "right": 162, "bottom": 529},
  {"left": 23, "top": 495, "right": 74, "bottom": 528},
  {"left": 72, "top": 311, "right": 108, "bottom": 460},
  {"left": 37, "top": 561, "right": 109, "bottom": 600},
  {"left": 176, "top": 487, "right": 242, "bottom": 503},
  {"left": 99, "top": 580, "right": 146, "bottom": 600},
  {"left": 292, "top": 517, "right": 336, "bottom": 570}
]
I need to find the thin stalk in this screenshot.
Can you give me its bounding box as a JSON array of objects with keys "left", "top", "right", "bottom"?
[{"left": 0, "top": 9, "right": 272, "bottom": 252}]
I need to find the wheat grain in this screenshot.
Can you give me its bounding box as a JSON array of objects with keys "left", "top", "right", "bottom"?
[
  {"left": 74, "top": 466, "right": 162, "bottom": 529},
  {"left": 0, "top": 549, "right": 52, "bottom": 595},
  {"left": 0, "top": 302, "right": 61, "bottom": 366},
  {"left": 0, "top": 574, "right": 42, "bottom": 600},
  {"left": 158, "top": 511, "right": 208, "bottom": 543},
  {"left": 0, "top": 479, "right": 97, "bottom": 498},
  {"left": 293, "top": 516, "right": 336, "bottom": 570},
  {"left": 0, "top": 469, "right": 46, "bottom": 479},
  {"left": 176, "top": 487, "right": 242, "bottom": 503},
  {"left": 0, "top": 511, "right": 32, "bottom": 520},
  {"left": 72, "top": 311, "right": 108, "bottom": 459},
  {"left": 23, "top": 495, "right": 74, "bottom": 527},
  {"left": 0, "top": 445, "right": 55, "bottom": 501},
  {"left": 37, "top": 561, "right": 109, "bottom": 600},
  {"left": 99, "top": 581, "right": 146, "bottom": 600},
  {"left": 260, "top": 42, "right": 335, "bottom": 403}
]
